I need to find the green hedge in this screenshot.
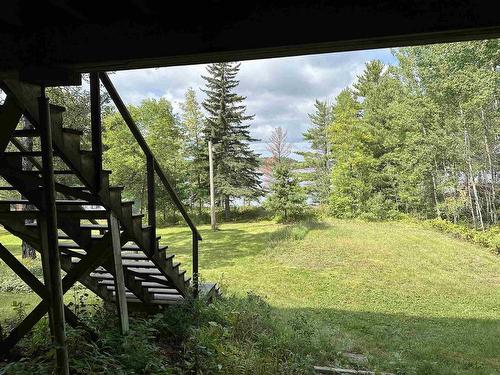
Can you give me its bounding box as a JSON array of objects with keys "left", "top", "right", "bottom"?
[{"left": 423, "top": 218, "right": 500, "bottom": 254}]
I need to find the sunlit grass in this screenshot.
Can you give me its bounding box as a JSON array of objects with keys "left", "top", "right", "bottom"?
[
  {"left": 1, "top": 220, "right": 499, "bottom": 373},
  {"left": 159, "top": 219, "right": 500, "bottom": 374}
]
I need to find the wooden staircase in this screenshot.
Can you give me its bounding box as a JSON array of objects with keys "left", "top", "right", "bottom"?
[{"left": 0, "top": 76, "right": 217, "bottom": 318}]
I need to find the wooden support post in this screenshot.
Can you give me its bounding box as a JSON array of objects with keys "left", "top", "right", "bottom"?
[
  {"left": 146, "top": 154, "right": 156, "bottom": 255},
  {"left": 208, "top": 140, "right": 216, "bottom": 231},
  {"left": 109, "top": 213, "right": 129, "bottom": 334},
  {"left": 192, "top": 232, "right": 199, "bottom": 297},
  {"left": 90, "top": 72, "right": 102, "bottom": 192},
  {"left": 38, "top": 87, "right": 69, "bottom": 375}
]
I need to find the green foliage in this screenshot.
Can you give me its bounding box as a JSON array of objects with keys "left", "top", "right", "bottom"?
[
  {"left": 180, "top": 88, "right": 207, "bottom": 213},
  {"left": 324, "top": 40, "right": 500, "bottom": 227},
  {"left": 202, "top": 62, "right": 263, "bottom": 213},
  {"left": 298, "top": 100, "right": 334, "bottom": 205},
  {"left": 424, "top": 218, "right": 500, "bottom": 253},
  {"left": 265, "top": 162, "right": 307, "bottom": 222},
  {"left": 103, "top": 97, "right": 186, "bottom": 215}
]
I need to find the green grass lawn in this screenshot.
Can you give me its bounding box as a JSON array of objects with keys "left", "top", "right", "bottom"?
[
  {"left": 1, "top": 220, "right": 499, "bottom": 374},
  {"left": 159, "top": 219, "right": 500, "bottom": 374}
]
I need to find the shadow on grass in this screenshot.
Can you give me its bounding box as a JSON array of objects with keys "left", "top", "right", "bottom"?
[{"left": 205, "top": 293, "right": 500, "bottom": 374}]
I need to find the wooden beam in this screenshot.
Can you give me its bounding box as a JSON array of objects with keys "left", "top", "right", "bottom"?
[
  {"left": 90, "top": 73, "right": 102, "bottom": 192},
  {"left": 38, "top": 87, "right": 69, "bottom": 375},
  {"left": 109, "top": 213, "right": 129, "bottom": 334},
  {"left": 18, "top": 67, "right": 81, "bottom": 87},
  {"left": 0, "top": 94, "right": 22, "bottom": 152}
]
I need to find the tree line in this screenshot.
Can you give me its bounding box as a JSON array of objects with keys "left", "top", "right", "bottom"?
[
  {"left": 103, "top": 62, "right": 262, "bottom": 223},
  {"left": 301, "top": 39, "right": 499, "bottom": 228}
]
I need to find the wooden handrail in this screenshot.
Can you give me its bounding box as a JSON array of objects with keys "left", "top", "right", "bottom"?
[{"left": 98, "top": 72, "right": 201, "bottom": 294}]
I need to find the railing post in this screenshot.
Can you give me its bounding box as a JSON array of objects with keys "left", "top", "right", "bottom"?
[
  {"left": 147, "top": 154, "right": 156, "bottom": 255},
  {"left": 90, "top": 72, "right": 102, "bottom": 191},
  {"left": 192, "top": 232, "right": 199, "bottom": 297}
]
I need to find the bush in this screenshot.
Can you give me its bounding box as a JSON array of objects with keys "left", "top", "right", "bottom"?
[
  {"left": 424, "top": 218, "right": 500, "bottom": 254},
  {"left": 187, "top": 206, "right": 271, "bottom": 225},
  {"left": 0, "top": 291, "right": 339, "bottom": 375}
]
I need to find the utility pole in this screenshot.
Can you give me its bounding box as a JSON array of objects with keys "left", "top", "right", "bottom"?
[{"left": 208, "top": 140, "right": 216, "bottom": 230}]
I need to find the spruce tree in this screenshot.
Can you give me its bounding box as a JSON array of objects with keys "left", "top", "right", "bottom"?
[
  {"left": 265, "top": 162, "right": 307, "bottom": 222},
  {"left": 298, "top": 99, "right": 333, "bottom": 205},
  {"left": 201, "top": 62, "right": 262, "bottom": 218}
]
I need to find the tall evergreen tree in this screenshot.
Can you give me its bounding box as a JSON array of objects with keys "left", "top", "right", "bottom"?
[
  {"left": 298, "top": 99, "right": 333, "bottom": 205},
  {"left": 201, "top": 62, "right": 262, "bottom": 218}
]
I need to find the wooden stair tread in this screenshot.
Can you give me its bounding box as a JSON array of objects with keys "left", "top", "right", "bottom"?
[
  {"left": 91, "top": 273, "right": 173, "bottom": 286},
  {"left": 105, "top": 285, "right": 179, "bottom": 295},
  {"left": 112, "top": 296, "right": 184, "bottom": 305},
  {"left": 12, "top": 129, "right": 39, "bottom": 137},
  {"left": 0, "top": 199, "right": 100, "bottom": 205}
]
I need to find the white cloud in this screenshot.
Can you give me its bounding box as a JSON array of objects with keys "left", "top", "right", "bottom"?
[{"left": 111, "top": 48, "right": 395, "bottom": 156}]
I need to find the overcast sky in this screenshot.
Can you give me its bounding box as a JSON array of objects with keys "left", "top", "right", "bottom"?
[{"left": 111, "top": 48, "right": 396, "bottom": 158}]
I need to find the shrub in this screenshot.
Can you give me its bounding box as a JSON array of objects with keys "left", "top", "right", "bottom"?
[
  {"left": 424, "top": 218, "right": 500, "bottom": 254},
  {"left": 265, "top": 162, "right": 308, "bottom": 223}
]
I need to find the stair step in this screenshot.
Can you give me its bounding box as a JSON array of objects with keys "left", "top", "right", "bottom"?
[
  {"left": 60, "top": 248, "right": 86, "bottom": 258},
  {"left": 0, "top": 151, "right": 44, "bottom": 157},
  {"left": 12, "top": 129, "right": 39, "bottom": 137},
  {"left": 21, "top": 170, "right": 75, "bottom": 175},
  {"left": 91, "top": 273, "right": 172, "bottom": 286},
  {"left": 140, "top": 281, "right": 175, "bottom": 288},
  {"left": 105, "top": 285, "right": 178, "bottom": 295},
  {"left": 59, "top": 241, "right": 167, "bottom": 253},
  {"left": 58, "top": 234, "right": 106, "bottom": 240},
  {"left": 122, "top": 243, "right": 167, "bottom": 251},
  {"left": 85, "top": 260, "right": 178, "bottom": 271},
  {"left": 79, "top": 224, "right": 151, "bottom": 231},
  {"left": 79, "top": 224, "right": 109, "bottom": 230},
  {"left": 111, "top": 294, "right": 184, "bottom": 305},
  {"left": 120, "top": 253, "right": 149, "bottom": 260},
  {"left": 0, "top": 199, "right": 101, "bottom": 206},
  {"left": 58, "top": 209, "right": 108, "bottom": 219},
  {"left": 62, "top": 128, "right": 83, "bottom": 135},
  {"left": 121, "top": 260, "right": 155, "bottom": 268},
  {"left": 12, "top": 127, "right": 84, "bottom": 138}
]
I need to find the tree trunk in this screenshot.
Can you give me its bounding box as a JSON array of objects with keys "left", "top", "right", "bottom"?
[
  {"left": 460, "top": 105, "right": 484, "bottom": 230},
  {"left": 21, "top": 117, "right": 36, "bottom": 259},
  {"left": 208, "top": 140, "right": 217, "bottom": 230},
  {"left": 197, "top": 174, "right": 203, "bottom": 215},
  {"left": 466, "top": 173, "right": 477, "bottom": 227},
  {"left": 464, "top": 128, "right": 484, "bottom": 230},
  {"left": 482, "top": 109, "right": 497, "bottom": 224},
  {"left": 431, "top": 171, "right": 441, "bottom": 219},
  {"left": 224, "top": 195, "right": 230, "bottom": 220}
]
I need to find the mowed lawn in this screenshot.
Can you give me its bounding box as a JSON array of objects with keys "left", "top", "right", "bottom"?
[
  {"left": 1, "top": 220, "right": 499, "bottom": 373},
  {"left": 159, "top": 219, "right": 500, "bottom": 374}
]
